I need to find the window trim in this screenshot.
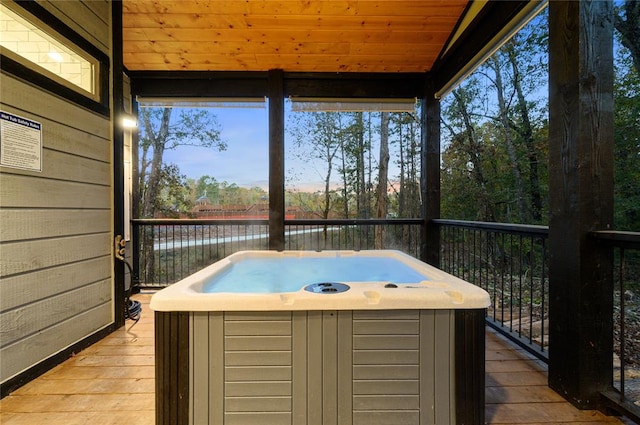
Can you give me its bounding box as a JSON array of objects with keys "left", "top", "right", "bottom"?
[{"left": 0, "top": 1, "right": 110, "bottom": 117}]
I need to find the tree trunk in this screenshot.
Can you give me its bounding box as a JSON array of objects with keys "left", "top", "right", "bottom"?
[
  {"left": 142, "top": 108, "right": 172, "bottom": 218},
  {"left": 507, "top": 45, "right": 543, "bottom": 222},
  {"left": 488, "top": 57, "right": 527, "bottom": 222},
  {"left": 355, "top": 113, "right": 368, "bottom": 219},
  {"left": 452, "top": 90, "right": 495, "bottom": 221},
  {"left": 375, "top": 112, "right": 390, "bottom": 248},
  {"left": 141, "top": 108, "right": 172, "bottom": 283},
  {"left": 398, "top": 116, "right": 406, "bottom": 217}
]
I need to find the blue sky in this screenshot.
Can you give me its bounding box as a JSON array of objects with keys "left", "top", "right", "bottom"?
[
  {"left": 163, "top": 106, "right": 271, "bottom": 189},
  {"left": 162, "top": 102, "right": 348, "bottom": 192}
]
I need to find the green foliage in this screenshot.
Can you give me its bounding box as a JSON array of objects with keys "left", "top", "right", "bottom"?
[
  {"left": 441, "top": 11, "right": 550, "bottom": 225},
  {"left": 154, "top": 164, "right": 192, "bottom": 218},
  {"left": 614, "top": 42, "right": 640, "bottom": 231},
  {"left": 138, "top": 108, "right": 227, "bottom": 218}
]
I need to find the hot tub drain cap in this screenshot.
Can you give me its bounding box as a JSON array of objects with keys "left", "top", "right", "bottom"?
[{"left": 304, "top": 282, "right": 350, "bottom": 294}]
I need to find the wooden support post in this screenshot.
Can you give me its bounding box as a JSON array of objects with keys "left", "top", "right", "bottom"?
[
  {"left": 112, "top": 0, "right": 126, "bottom": 328},
  {"left": 155, "top": 312, "right": 190, "bottom": 425},
  {"left": 548, "top": 1, "right": 614, "bottom": 409},
  {"left": 269, "top": 69, "right": 285, "bottom": 250},
  {"left": 422, "top": 77, "right": 441, "bottom": 266}
]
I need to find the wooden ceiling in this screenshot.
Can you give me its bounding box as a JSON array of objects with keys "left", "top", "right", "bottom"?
[{"left": 122, "top": 0, "right": 470, "bottom": 73}]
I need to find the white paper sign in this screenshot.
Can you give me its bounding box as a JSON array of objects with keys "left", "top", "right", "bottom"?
[{"left": 0, "top": 110, "right": 43, "bottom": 172}]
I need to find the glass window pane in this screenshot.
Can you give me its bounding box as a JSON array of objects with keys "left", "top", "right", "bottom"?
[{"left": 0, "top": 3, "right": 98, "bottom": 98}]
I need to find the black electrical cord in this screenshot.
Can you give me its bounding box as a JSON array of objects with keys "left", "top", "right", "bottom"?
[{"left": 118, "top": 257, "right": 142, "bottom": 324}]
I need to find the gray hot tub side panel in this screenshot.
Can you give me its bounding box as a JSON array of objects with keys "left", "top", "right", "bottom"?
[{"left": 189, "top": 310, "right": 457, "bottom": 425}]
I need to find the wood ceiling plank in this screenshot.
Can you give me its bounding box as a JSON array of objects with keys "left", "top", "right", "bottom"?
[
  {"left": 124, "top": 40, "right": 353, "bottom": 56},
  {"left": 123, "top": 28, "right": 452, "bottom": 44},
  {"left": 123, "top": 1, "right": 466, "bottom": 18},
  {"left": 123, "top": 13, "right": 460, "bottom": 32},
  {"left": 123, "top": 52, "right": 258, "bottom": 67}
]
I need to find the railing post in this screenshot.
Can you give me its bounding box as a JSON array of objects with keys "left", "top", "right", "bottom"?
[
  {"left": 422, "top": 77, "right": 441, "bottom": 266},
  {"left": 548, "top": 0, "right": 614, "bottom": 410}
]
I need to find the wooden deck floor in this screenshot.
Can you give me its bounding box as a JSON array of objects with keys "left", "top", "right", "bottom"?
[{"left": 0, "top": 292, "right": 627, "bottom": 424}]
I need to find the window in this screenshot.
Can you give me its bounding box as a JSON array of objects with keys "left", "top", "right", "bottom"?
[{"left": 0, "top": 2, "right": 104, "bottom": 106}]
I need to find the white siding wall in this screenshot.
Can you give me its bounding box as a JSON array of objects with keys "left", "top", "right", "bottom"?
[{"left": 0, "top": 0, "right": 113, "bottom": 384}]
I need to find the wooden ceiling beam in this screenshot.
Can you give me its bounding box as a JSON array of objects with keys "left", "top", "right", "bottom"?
[
  {"left": 431, "top": 1, "right": 532, "bottom": 94},
  {"left": 128, "top": 71, "right": 426, "bottom": 99}
]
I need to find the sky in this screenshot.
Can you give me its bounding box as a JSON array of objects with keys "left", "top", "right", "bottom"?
[
  {"left": 163, "top": 105, "right": 271, "bottom": 189},
  {"left": 161, "top": 102, "right": 375, "bottom": 193}
]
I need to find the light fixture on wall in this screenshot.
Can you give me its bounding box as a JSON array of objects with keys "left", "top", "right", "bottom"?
[{"left": 121, "top": 114, "right": 137, "bottom": 129}]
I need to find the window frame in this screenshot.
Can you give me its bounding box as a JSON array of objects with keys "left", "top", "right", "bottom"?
[{"left": 0, "top": 1, "right": 110, "bottom": 116}]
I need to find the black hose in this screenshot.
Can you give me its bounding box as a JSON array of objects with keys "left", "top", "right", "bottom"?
[{"left": 118, "top": 257, "right": 142, "bottom": 323}]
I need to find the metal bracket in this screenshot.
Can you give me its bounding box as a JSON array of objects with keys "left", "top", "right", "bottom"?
[{"left": 115, "top": 235, "right": 126, "bottom": 261}]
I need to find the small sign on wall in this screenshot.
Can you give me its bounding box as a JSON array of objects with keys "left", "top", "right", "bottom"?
[{"left": 0, "top": 110, "right": 43, "bottom": 172}]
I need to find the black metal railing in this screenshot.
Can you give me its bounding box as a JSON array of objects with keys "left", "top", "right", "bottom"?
[
  {"left": 591, "top": 231, "right": 640, "bottom": 421},
  {"left": 132, "top": 219, "right": 270, "bottom": 287},
  {"left": 131, "top": 218, "right": 422, "bottom": 287},
  {"left": 433, "top": 219, "right": 550, "bottom": 361},
  {"left": 284, "top": 218, "right": 422, "bottom": 256},
  {"left": 130, "top": 217, "right": 638, "bottom": 420}
]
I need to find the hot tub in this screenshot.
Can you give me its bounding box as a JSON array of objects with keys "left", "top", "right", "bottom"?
[{"left": 151, "top": 250, "right": 490, "bottom": 425}]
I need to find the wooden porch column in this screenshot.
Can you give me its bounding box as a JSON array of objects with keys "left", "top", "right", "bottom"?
[
  {"left": 548, "top": 1, "right": 614, "bottom": 409},
  {"left": 268, "top": 69, "right": 285, "bottom": 250},
  {"left": 421, "top": 77, "right": 441, "bottom": 266}
]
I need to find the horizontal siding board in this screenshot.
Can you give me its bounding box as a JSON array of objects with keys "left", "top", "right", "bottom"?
[
  {"left": 0, "top": 302, "right": 111, "bottom": 382},
  {"left": 0, "top": 234, "right": 110, "bottom": 277},
  {"left": 224, "top": 336, "right": 291, "bottom": 351},
  {"left": 225, "top": 321, "right": 291, "bottom": 336},
  {"left": 225, "top": 351, "right": 292, "bottom": 366},
  {"left": 353, "top": 335, "right": 418, "bottom": 350},
  {"left": 0, "top": 105, "right": 110, "bottom": 161},
  {"left": 0, "top": 279, "right": 111, "bottom": 347},
  {"left": 353, "top": 380, "right": 419, "bottom": 395},
  {"left": 0, "top": 257, "right": 110, "bottom": 311},
  {"left": 352, "top": 320, "right": 419, "bottom": 335},
  {"left": 27, "top": 1, "right": 109, "bottom": 53},
  {"left": 225, "top": 312, "right": 291, "bottom": 321},
  {"left": 225, "top": 396, "right": 291, "bottom": 412},
  {"left": 353, "top": 310, "right": 418, "bottom": 320},
  {"left": 0, "top": 149, "right": 109, "bottom": 184},
  {"left": 0, "top": 74, "right": 110, "bottom": 138},
  {"left": 353, "top": 349, "right": 419, "bottom": 365},
  {"left": 353, "top": 395, "right": 419, "bottom": 410},
  {"left": 353, "top": 410, "right": 419, "bottom": 425},
  {"left": 225, "top": 366, "right": 291, "bottom": 382},
  {"left": 225, "top": 412, "right": 291, "bottom": 425},
  {"left": 225, "top": 381, "right": 291, "bottom": 397},
  {"left": 0, "top": 175, "right": 110, "bottom": 209},
  {"left": 0, "top": 210, "right": 110, "bottom": 242},
  {"left": 353, "top": 365, "right": 418, "bottom": 380}
]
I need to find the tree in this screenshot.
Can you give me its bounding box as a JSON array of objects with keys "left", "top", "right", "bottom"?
[
  {"left": 442, "top": 82, "right": 497, "bottom": 221},
  {"left": 288, "top": 111, "right": 342, "bottom": 219},
  {"left": 613, "top": 22, "right": 640, "bottom": 231},
  {"left": 614, "top": 0, "right": 640, "bottom": 73},
  {"left": 137, "top": 107, "right": 226, "bottom": 283},
  {"left": 375, "top": 112, "right": 390, "bottom": 248},
  {"left": 440, "top": 12, "right": 549, "bottom": 225},
  {"left": 138, "top": 107, "right": 226, "bottom": 218}
]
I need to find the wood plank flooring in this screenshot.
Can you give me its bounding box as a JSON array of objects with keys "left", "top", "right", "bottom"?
[{"left": 0, "top": 292, "right": 628, "bottom": 424}]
